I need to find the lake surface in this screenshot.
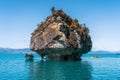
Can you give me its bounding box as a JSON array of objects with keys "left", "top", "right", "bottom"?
[{"left": 0, "top": 53, "right": 120, "bottom": 80}]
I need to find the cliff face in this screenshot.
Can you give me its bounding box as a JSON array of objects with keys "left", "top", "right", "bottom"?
[{"left": 30, "top": 7, "right": 92, "bottom": 61}]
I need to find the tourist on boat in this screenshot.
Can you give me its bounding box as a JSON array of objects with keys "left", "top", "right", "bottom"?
[{"left": 25, "top": 53, "right": 34, "bottom": 60}]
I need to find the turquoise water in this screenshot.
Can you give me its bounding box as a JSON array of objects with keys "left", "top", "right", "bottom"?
[{"left": 0, "top": 53, "right": 120, "bottom": 80}]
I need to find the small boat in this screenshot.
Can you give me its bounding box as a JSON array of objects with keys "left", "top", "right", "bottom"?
[
  {"left": 25, "top": 53, "right": 34, "bottom": 60},
  {"left": 90, "top": 56, "right": 102, "bottom": 58}
]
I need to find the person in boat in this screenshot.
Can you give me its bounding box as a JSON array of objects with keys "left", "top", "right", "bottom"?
[
  {"left": 25, "top": 53, "right": 28, "bottom": 57},
  {"left": 30, "top": 53, "right": 34, "bottom": 58},
  {"left": 25, "top": 53, "right": 34, "bottom": 59}
]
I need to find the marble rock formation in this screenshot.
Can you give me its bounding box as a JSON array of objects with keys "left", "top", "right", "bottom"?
[{"left": 30, "top": 7, "right": 92, "bottom": 61}]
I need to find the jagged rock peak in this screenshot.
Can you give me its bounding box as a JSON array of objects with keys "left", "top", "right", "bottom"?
[{"left": 30, "top": 7, "right": 92, "bottom": 61}]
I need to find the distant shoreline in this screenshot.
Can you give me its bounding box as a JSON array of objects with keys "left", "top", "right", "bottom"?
[{"left": 0, "top": 47, "right": 120, "bottom": 54}]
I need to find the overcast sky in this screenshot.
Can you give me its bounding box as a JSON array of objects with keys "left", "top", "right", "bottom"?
[{"left": 0, "top": 0, "right": 120, "bottom": 51}]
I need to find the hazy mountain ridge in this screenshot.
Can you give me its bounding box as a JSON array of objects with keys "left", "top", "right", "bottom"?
[
  {"left": 0, "top": 48, "right": 33, "bottom": 54},
  {"left": 0, "top": 48, "right": 119, "bottom": 54},
  {"left": 88, "top": 51, "right": 120, "bottom": 54}
]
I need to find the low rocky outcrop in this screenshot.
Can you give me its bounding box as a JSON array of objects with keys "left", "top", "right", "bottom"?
[{"left": 30, "top": 7, "right": 92, "bottom": 61}]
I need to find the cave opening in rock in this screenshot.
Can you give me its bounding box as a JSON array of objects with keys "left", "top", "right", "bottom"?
[{"left": 63, "top": 55, "right": 69, "bottom": 60}]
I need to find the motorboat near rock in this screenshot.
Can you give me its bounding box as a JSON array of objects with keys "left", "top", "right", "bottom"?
[
  {"left": 90, "top": 56, "right": 102, "bottom": 58},
  {"left": 25, "top": 53, "right": 34, "bottom": 60}
]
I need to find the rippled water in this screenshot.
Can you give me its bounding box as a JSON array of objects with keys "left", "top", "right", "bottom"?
[{"left": 0, "top": 53, "right": 120, "bottom": 80}]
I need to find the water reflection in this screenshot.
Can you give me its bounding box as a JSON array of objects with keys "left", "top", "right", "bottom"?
[
  {"left": 26, "top": 60, "right": 93, "bottom": 80},
  {"left": 25, "top": 59, "right": 34, "bottom": 62}
]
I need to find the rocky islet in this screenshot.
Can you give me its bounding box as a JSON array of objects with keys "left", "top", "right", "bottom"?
[{"left": 30, "top": 7, "right": 92, "bottom": 61}]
